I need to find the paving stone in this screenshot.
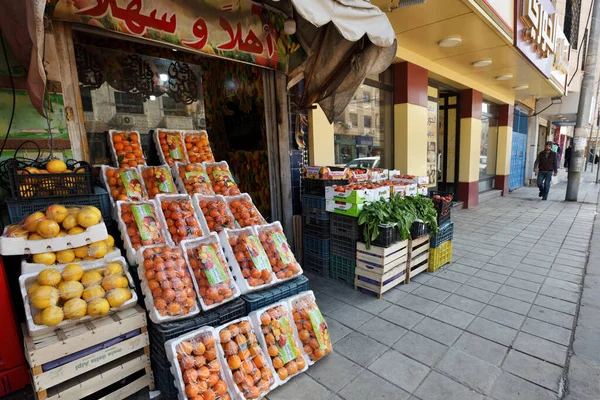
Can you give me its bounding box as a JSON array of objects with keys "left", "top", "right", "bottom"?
[
  {"left": 496, "top": 284, "right": 537, "bottom": 302},
  {"left": 325, "top": 283, "right": 362, "bottom": 302},
  {"left": 577, "top": 304, "right": 600, "bottom": 332},
  {"left": 515, "top": 263, "right": 549, "bottom": 276},
  {"left": 544, "top": 277, "right": 580, "bottom": 292},
  {"left": 306, "top": 352, "right": 363, "bottom": 392},
  {"left": 474, "top": 269, "right": 508, "bottom": 284},
  {"left": 395, "top": 294, "right": 439, "bottom": 315},
  {"left": 334, "top": 332, "right": 388, "bottom": 367},
  {"left": 465, "top": 276, "right": 502, "bottom": 292},
  {"left": 521, "top": 318, "right": 572, "bottom": 346},
  {"left": 528, "top": 305, "right": 575, "bottom": 329},
  {"left": 448, "top": 263, "right": 480, "bottom": 276},
  {"left": 470, "top": 246, "right": 499, "bottom": 257},
  {"left": 393, "top": 331, "right": 448, "bottom": 367},
  {"left": 521, "top": 257, "right": 553, "bottom": 268},
  {"left": 414, "top": 371, "right": 485, "bottom": 400},
  {"left": 504, "top": 276, "right": 542, "bottom": 293},
  {"left": 351, "top": 294, "right": 392, "bottom": 315},
  {"left": 453, "top": 332, "right": 508, "bottom": 366},
  {"left": 327, "top": 304, "right": 374, "bottom": 329},
  {"left": 502, "top": 350, "right": 563, "bottom": 392},
  {"left": 326, "top": 318, "right": 353, "bottom": 344},
  {"left": 443, "top": 294, "right": 486, "bottom": 315},
  {"left": 411, "top": 285, "right": 452, "bottom": 302},
  {"left": 423, "top": 277, "right": 462, "bottom": 293},
  {"left": 379, "top": 304, "right": 425, "bottom": 330},
  {"left": 490, "top": 371, "right": 558, "bottom": 400},
  {"left": 455, "top": 284, "right": 495, "bottom": 302},
  {"left": 573, "top": 327, "right": 600, "bottom": 364},
  {"left": 382, "top": 287, "right": 410, "bottom": 303},
  {"left": 429, "top": 304, "right": 475, "bottom": 329},
  {"left": 455, "top": 257, "right": 487, "bottom": 268},
  {"left": 513, "top": 332, "right": 568, "bottom": 366},
  {"left": 554, "top": 256, "right": 586, "bottom": 268},
  {"left": 395, "top": 282, "right": 420, "bottom": 293},
  {"left": 564, "top": 355, "right": 600, "bottom": 399},
  {"left": 479, "top": 305, "right": 525, "bottom": 329},
  {"left": 511, "top": 270, "right": 546, "bottom": 283},
  {"left": 267, "top": 373, "right": 332, "bottom": 400},
  {"left": 466, "top": 317, "right": 518, "bottom": 346},
  {"left": 539, "top": 285, "right": 579, "bottom": 303},
  {"left": 314, "top": 292, "right": 345, "bottom": 314},
  {"left": 551, "top": 264, "right": 584, "bottom": 277},
  {"left": 413, "top": 317, "right": 462, "bottom": 346},
  {"left": 356, "top": 316, "right": 408, "bottom": 346},
  {"left": 436, "top": 269, "right": 471, "bottom": 283},
  {"left": 463, "top": 252, "right": 493, "bottom": 263},
  {"left": 533, "top": 294, "right": 577, "bottom": 315},
  {"left": 481, "top": 263, "right": 514, "bottom": 276},
  {"left": 368, "top": 349, "right": 430, "bottom": 393},
  {"left": 436, "top": 348, "right": 501, "bottom": 395},
  {"left": 488, "top": 256, "right": 522, "bottom": 268},
  {"left": 411, "top": 273, "right": 433, "bottom": 283},
  {"left": 488, "top": 294, "right": 532, "bottom": 315},
  {"left": 338, "top": 369, "right": 410, "bottom": 400},
  {"left": 547, "top": 270, "right": 582, "bottom": 284}
]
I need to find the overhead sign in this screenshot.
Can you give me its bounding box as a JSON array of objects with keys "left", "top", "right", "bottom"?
[
  {"left": 46, "top": 0, "right": 298, "bottom": 72},
  {"left": 356, "top": 136, "right": 373, "bottom": 146}
]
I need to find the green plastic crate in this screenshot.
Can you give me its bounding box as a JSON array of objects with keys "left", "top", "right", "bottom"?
[{"left": 330, "top": 254, "right": 356, "bottom": 286}]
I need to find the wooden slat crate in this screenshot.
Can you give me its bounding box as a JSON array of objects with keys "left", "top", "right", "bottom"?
[
  {"left": 407, "top": 235, "right": 430, "bottom": 282},
  {"left": 23, "top": 306, "right": 154, "bottom": 400},
  {"left": 354, "top": 240, "right": 409, "bottom": 298}
]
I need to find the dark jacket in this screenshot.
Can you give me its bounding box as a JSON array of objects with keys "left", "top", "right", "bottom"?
[{"left": 534, "top": 150, "right": 558, "bottom": 173}]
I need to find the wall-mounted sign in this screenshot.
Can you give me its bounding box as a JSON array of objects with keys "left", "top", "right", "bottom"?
[
  {"left": 521, "top": 0, "right": 557, "bottom": 59},
  {"left": 356, "top": 136, "right": 373, "bottom": 146}
]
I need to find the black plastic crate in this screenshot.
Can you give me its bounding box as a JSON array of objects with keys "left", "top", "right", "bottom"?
[
  {"left": 330, "top": 233, "right": 357, "bottom": 259},
  {"left": 302, "top": 194, "right": 329, "bottom": 221},
  {"left": 437, "top": 209, "right": 451, "bottom": 225},
  {"left": 303, "top": 254, "right": 330, "bottom": 277},
  {"left": 410, "top": 220, "right": 430, "bottom": 239},
  {"left": 303, "top": 235, "right": 330, "bottom": 258},
  {"left": 6, "top": 158, "right": 93, "bottom": 199},
  {"left": 303, "top": 178, "right": 348, "bottom": 196},
  {"left": 429, "top": 191, "right": 453, "bottom": 214},
  {"left": 430, "top": 221, "right": 454, "bottom": 248},
  {"left": 359, "top": 224, "right": 398, "bottom": 247},
  {"left": 330, "top": 254, "right": 355, "bottom": 285},
  {"left": 303, "top": 216, "right": 330, "bottom": 238},
  {"left": 241, "top": 275, "right": 309, "bottom": 313},
  {"left": 330, "top": 213, "right": 360, "bottom": 239}
]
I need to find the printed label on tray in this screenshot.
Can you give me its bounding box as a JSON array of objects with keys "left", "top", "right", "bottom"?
[
  {"left": 184, "top": 170, "right": 209, "bottom": 183},
  {"left": 271, "top": 316, "right": 299, "bottom": 364},
  {"left": 119, "top": 171, "right": 143, "bottom": 198},
  {"left": 155, "top": 167, "right": 175, "bottom": 192},
  {"left": 166, "top": 134, "right": 185, "bottom": 159},
  {"left": 242, "top": 236, "right": 270, "bottom": 271},
  {"left": 212, "top": 170, "right": 235, "bottom": 186},
  {"left": 199, "top": 245, "right": 229, "bottom": 286},
  {"left": 271, "top": 232, "right": 293, "bottom": 265},
  {"left": 308, "top": 308, "right": 329, "bottom": 350},
  {"left": 131, "top": 204, "right": 160, "bottom": 241}
]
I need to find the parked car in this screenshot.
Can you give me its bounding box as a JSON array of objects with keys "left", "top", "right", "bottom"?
[{"left": 345, "top": 156, "right": 380, "bottom": 169}]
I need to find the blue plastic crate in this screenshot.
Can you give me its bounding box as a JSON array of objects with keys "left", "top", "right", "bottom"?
[
  {"left": 241, "top": 275, "right": 309, "bottom": 313},
  {"left": 303, "top": 253, "right": 330, "bottom": 277},
  {"left": 303, "top": 235, "right": 330, "bottom": 258},
  {"left": 430, "top": 221, "right": 454, "bottom": 248},
  {"left": 302, "top": 194, "right": 328, "bottom": 221}
]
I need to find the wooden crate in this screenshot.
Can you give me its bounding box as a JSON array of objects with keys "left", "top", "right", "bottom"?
[
  {"left": 23, "top": 306, "right": 154, "bottom": 400},
  {"left": 356, "top": 240, "right": 409, "bottom": 271},
  {"left": 355, "top": 240, "right": 409, "bottom": 298},
  {"left": 407, "top": 235, "right": 430, "bottom": 282}
]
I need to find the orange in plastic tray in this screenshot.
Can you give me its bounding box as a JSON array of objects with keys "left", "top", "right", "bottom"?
[
  {"left": 111, "top": 131, "right": 146, "bottom": 168},
  {"left": 198, "top": 197, "right": 235, "bottom": 233},
  {"left": 140, "top": 245, "right": 197, "bottom": 318},
  {"left": 227, "top": 195, "right": 266, "bottom": 228},
  {"left": 140, "top": 166, "right": 177, "bottom": 199},
  {"left": 227, "top": 230, "right": 273, "bottom": 288},
  {"left": 217, "top": 319, "right": 275, "bottom": 399},
  {"left": 205, "top": 162, "right": 241, "bottom": 196},
  {"left": 184, "top": 131, "right": 215, "bottom": 163},
  {"left": 104, "top": 166, "right": 148, "bottom": 203},
  {"left": 257, "top": 224, "right": 301, "bottom": 280},
  {"left": 159, "top": 197, "right": 204, "bottom": 245},
  {"left": 157, "top": 130, "right": 187, "bottom": 167},
  {"left": 290, "top": 292, "right": 332, "bottom": 363},
  {"left": 119, "top": 202, "right": 166, "bottom": 250},
  {"left": 177, "top": 163, "right": 214, "bottom": 195}
]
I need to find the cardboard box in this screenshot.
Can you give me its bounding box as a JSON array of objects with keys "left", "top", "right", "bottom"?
[
  {"left": 326, "top": 200, "right": 366, "bottom": 217},
  {"left": 405, "top": 183, "right": 418, "bottom": 197},
  {"left": 325, "top": 186, "right": 371, "bottom": 204},
  {"left": 368, "top": 169, "right": 389, "bottom": 182}
]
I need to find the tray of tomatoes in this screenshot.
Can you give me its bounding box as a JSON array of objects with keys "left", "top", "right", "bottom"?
[
  {"left": 154, "top": 194, "right": 204, "bottom": 245},
  {"left": 287, "top": 291, "right": 332, "bottom": 365},
  {"left": 154, "top": 129, "right": 188, "bottom": 167},
  {"left": 183, "top": 130, "right": 215, "bottom": 164},
  {"left": 181, "top": 233, "right": 240, "bottom": 311},
  {"left": 192, "top": 194, "right": 236, "bottom": 234},
  {"left": 219, "top": 228, "right": 275, "bottom": 294},
  {"left": 255, "top": 222, "right": 303, "bottom": 282},
  {"left": 136, "top": 244, "right": 199, "bottom": 323},
  {"left": 226, "top": 194, "right": 266, "bottom": 228},
  {"left": 116, "top": 201, "right": 167, "bottom": 265},
  {"left": 108, "top": 130, "right": 146, "bottom": 168},
  {"left": 173, "top": 162, "right": 215, "bottom": 196},
  {"left": 101, "top": 166, "right": 148, "bottom": 212},
  {"left": 248, "top": 302, "right": 308, "bottom": 385},
  {"left": 165, "top": 326, "right": 233, "bottom": 400},
  {"left": 138, "top": 165, "right": 177, "bottom": 199},
  {"left": 216, "top": 318, "right": 277, "bottom": 400},
  {"left": 204, "top": 162, "right": 241, "bottom": 196}
]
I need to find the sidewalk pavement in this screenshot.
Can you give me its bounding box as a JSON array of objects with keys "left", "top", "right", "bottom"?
[{"left": 267, "top": 171, "right": 600, "bottom": 400}]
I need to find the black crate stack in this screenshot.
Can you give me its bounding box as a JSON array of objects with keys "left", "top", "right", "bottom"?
[
  {"left": 302, "top": 193, "right": 331, "bottom": 276},
  {"left": 329, "top": 214, "right": 359, "bottom": 285}
]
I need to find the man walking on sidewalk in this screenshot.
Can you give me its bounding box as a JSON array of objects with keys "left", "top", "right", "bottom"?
[{"left": 534, "top": 141, "right": 558, "bottom": 200}]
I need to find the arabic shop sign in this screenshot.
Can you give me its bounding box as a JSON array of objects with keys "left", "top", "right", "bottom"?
[{"left": 46, "top": 0, "right": 297, "bottom": 71}]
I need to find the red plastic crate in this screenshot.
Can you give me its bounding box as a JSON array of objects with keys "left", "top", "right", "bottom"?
[{"left": 0, "top": 365, "right": 30, "bottom": 396}]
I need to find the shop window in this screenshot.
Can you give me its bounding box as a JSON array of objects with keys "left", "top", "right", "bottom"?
[
  {"left": 80, "top": 87, "right": 93, "bottom": 112},
  {"left": 480, "top": 102, "right": 499, "bottom": 189},
  {"left": 364, "top": 116, "right": 372, "bottom": 129},
  {"left": 162, "top": 95, "right": 187, "bottom": 117},
  {"left": 350, "top": 113, "right": 358, "bottom": 127},
  {"left": 115, "top": 92, "right": 144, "bottom": 114},
  {"left": 564, "top": 0, "right": 582, "bottom": 50}
]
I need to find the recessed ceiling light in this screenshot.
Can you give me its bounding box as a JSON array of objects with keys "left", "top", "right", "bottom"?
[
  {"left": 495, "top": 74, "right": 513, "bottom": 81},
  {"left": 472, "top": 59, "right": 492, "bottom": 67},
  {"left": 159, "top": 73, "right": 168, "bottom": 82},
  {"left": 513, "top": 84, "right": 529, "bottom": 91},
  {"left": 149, "top": 95, "right": 156, "bottom": 101},
  {"left": 438, "top": 36, "right": 462, "bottom": 48}
]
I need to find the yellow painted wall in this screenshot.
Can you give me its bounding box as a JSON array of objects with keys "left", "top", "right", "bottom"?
[
  {"left": 394, "top": 103, "right": 428, "bottom": 176},
  {"left": 496, "top": 125, "right": 513, "bottom": 175},
  {"left": 308, "top": 104, "right": 334, "bottom": 166},
  {"left": 459, "top": 118, "right": 483, "bottom": 182},
  {"left": 446, "top": 108, "right": 457, "bottom": 183}
]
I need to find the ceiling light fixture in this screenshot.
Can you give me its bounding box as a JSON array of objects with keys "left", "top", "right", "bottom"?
[
  {"left": 438, "top": 36, "right": 462, "bottom": 48},
  {"left": 495, "top": 74, "right": 513, "bottom": 81},
  {"left": 159, "top": 73, "right": 168, "bottom": 82},
  {"left": 513, "top": 84, "right": 529, "bottom": 91},
  {"left": 149, "top": 95, "right": 156, "bottom": 101},
  {"left": 472, "top": 59, "right": 492, "bottom": 67}
]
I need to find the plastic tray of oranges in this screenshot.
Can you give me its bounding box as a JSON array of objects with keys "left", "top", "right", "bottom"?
[
  {"left": 181, "top": 234, "right": 241, "bottom": 312},
  {"left": 287, "top": 291, "right": 332, "bottom": 366},
  {"left": 108, "top": 130, "right": 147, "bottom": 168},
  {"left": 248, "top": 302, "right": 308, "bottom": 385},
  {"left": 116, "top": 201, "right": 168, "bottom": 265},
  {"left": 192, "top": 194, "right": 236, "bottom": 234},
  {"left": 136, "top": 244, "right": 200, "bottom": 324},
  {"left": 165, "top": 326, "right": 233, "bottom": 400},
  {"left": 218, "top": 228, "right": 276, "bottom": 294},
  {"left": 19, "top": 257, "right": 137, "bottom": 337},
  {"left": 183, "top": 130, "right": 215, "bottom": 164},
  {"left": 154, "top": 129, "right": 188, "bottom": 167},
  {"left": 225, "top": 194, "right": 267, "bottom": 228},
  {"left": 215, "top": 318, "right": 277, "bottom": 400},
  {"left": 255, "top": 222, "right": 303, "bottom": 283},
  {"left": 173, "top": 162, "right": 215, "bottom": 196},
  {"left": 102, "top": 166, "right": 149, "bottom": 212},
  {"left": 154, "top": 194, "right": 204, "bottom": 246},
  {"left": 138, "top": 165, "right": 177, "bottom": 199},
  {"left": 204, "top": 162, "right": 241, "bottom": 196}
]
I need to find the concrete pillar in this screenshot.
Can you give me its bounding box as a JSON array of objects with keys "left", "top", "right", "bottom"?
[
  {"left": 495, "top": 105, "right": 513, "bottom": 195},
  {"left": 393, "top": 62, "right": 428, "bottom": 175},
  {"left": 308, "top": 104, "right": 335, "bottom": 166},
  {"left": 457, "top": 89, "right": 482, "bottom": 208}
]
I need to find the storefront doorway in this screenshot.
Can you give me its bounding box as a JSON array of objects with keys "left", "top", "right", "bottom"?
[
  {"left": 510, "top": 109, "right": 529, "bottom": 190},
  {"left": 437, "top": 91, "right": 460, "bottom": 195}
]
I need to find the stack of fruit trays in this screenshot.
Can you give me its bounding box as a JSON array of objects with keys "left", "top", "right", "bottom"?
[
  {"left": 154, "top": 130, "right": 188, "bottom": 167},
  {"left": 139, "top": 165, "right": 178, "bottom": 199},
  {"left": 101, "top": 166, "right": 149, "bottom": 217},
  {"left": 108, "top": 130, "right": 147, "bottom": 168},
  {"left": 117, "top": 200, "right": 168, "bottom": 265},
  {"left": 154, "top": 194, "right": 205, "bottom": 245},
  {"left": 173, "top": 162, "right": 215, "bottom": 196},
  {"left": 192, "top": 194, "right": 237, "bottom": 234}
]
